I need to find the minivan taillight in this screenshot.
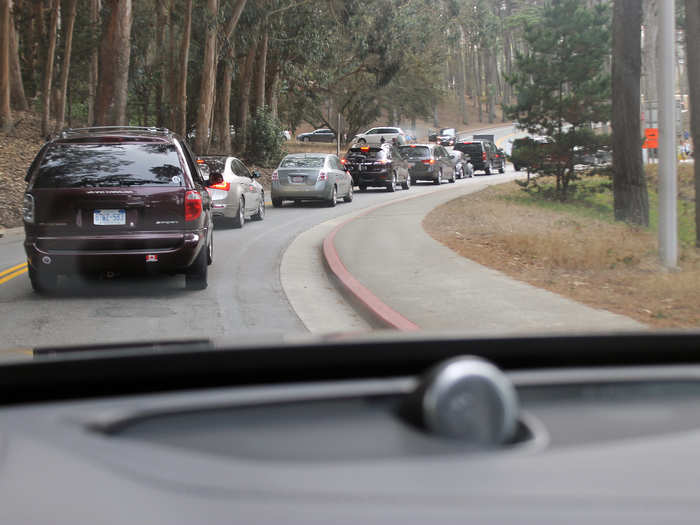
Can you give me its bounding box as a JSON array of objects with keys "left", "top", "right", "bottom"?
[
  {"left": 185, "top": 190, "right": 202, "bottom": 221},
  {"left": 22, "top": 194, "right": 35, "bottom": 224},
  {"left": 421, "top": 159, "right": 435, "bottom": 165}
]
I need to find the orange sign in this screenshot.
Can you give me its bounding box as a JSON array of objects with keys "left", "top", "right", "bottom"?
[{"left": 643, "top": 128, "right": 658, "bottom": 149}]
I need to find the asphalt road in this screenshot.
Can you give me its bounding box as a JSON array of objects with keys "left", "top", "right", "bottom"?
[{"left": 0, "top": 125, "right": 519, "bottom": 349}]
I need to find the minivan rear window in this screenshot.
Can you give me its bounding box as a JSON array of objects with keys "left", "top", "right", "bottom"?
[
  {"left": 399, "top": 146, "right": 430, "bottom": 159},
  {"left": 32, "top": 143, "right": 186, "bottom": 188}
]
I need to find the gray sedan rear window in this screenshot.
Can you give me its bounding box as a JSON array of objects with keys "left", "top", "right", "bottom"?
[{"left": 280, "top": 157, "right": 325, "bottom": 168}]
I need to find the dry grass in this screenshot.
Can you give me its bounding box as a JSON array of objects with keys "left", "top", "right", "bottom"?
[{"left": 423, "top": 183, "right": 700, "bottom": 329}]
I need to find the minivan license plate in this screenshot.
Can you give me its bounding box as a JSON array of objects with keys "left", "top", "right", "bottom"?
[{"left": 94, "top": 209, "right": 126, "bottom": 226}]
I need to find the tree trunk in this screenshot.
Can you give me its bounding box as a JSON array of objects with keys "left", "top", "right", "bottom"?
[
  {"left": 194, "top": 0, "right": 218, "bottom": 154},
  {"left": 9, "top": 11, "right": 28, "bottom": 111},
  {"left": 41, "top": 0, "right": 59, "bottom": 137},
  {"left": 213, "top": 58, "right": 234, "bottom": 153},
  {"left": 155, "top": 0, "right": 169, "bottom": 127},
  {"left": 56, "top": 0, "right": 78, "bottom": 130},
  {"left": 611, "top": 0, "right": 649, "bottom": 226},
  {"left": 94, "top": 0, "right": 133, "bottom": 126},
  {"left": 254, "top": 24, "right": 269, "bottom": 111},
  {"left": 175, "top": 0, "right": 192, "bottom": 136},
  {"left": 456, "top": 28, "right": 467, "bottom": 125},
  {"left": 685, "top": 0, "right": 700, "bottom": 246},
  {"left": 0, "top": 0, "right": 11, "bottom": 131},
  {"left": 237, "top": 39, "right": 258, "bottom": 150},
  {"left": 476, "top": 47, "right": 484, "bottom": 122},
  {"left": 87, "top": 0, "right": 100, "bottom": 125}
]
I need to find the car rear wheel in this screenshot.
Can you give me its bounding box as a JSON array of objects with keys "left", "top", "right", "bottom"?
[
  {"left": 185, "top": 243, "right": 208, "bottom": 290},
  {"left": 433, "top": 170, "right": 442, "bottom": 185},
  {"left": 357, "top": 138, "right": 366, "bottom": 144},
  {"left": 207, "top": 233, "right": 213, "bottom": 265},
  {"left": 327, "top": 185, "right": 337, "bottom": 207},
  {"left": 387, "top": 173, "right": 397, "bottom": 192},
  {"left": 401, "top": 174, "right": 411, "bottom": 190},
  {"left": 485, "top": 166, "right": 492, "bottom": 175},
  {"left": 449, "top": 170, "right": 456, "bottom": 183},
  {"left": 303, "top": 137, "right": 310, "bottom": 143},
  {"left": 232, "top": 197, "right": 245, "bottom": 228},
  {"left": 252, "top": 195, "right": 265, "bottom": 220},
  {"left": 28, "top": 265, "right": 58, "bottom": 295},
  {"left": 499, "top": 166, "right": 505, "bottom": 174},
  {"left": 344, "top": 184, "right": 353, "bottom": 202},
  {"left": 272, "top": 197, "right": 282, "bottom": 207}
]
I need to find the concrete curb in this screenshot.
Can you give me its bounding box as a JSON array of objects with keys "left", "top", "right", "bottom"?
[{"left": 322, "top": 217, "right": 421, "bottom": 332}]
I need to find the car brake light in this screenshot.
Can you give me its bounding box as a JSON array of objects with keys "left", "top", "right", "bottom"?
[
  {"left": 271, "top": 170, "right": 279, "bottom": 181},
  {"left": 196, "top": 158, "right": 205, "bottom": 164},
  {"left": 421, "top": 159, "right": 435, "bottom": 165},
  {"left": 317, "top": 171, "right": 328, "bottom": 181},
  {"left": 23, "top": 194, "right": 35, "bottom": 223},
  {"left": 482, "top": 152, "right": 487, "bottom": 161},
  {"left": 360, "top": 146, "right": 370, "bottom": 151},
  {"left": 208, "top": 181, "right": 230, "bottom": 191},
  {"left": 340, "top": 158, "right": 347, "bottom": 164},
  {"left": 185, "top": 190, "right": 202, "bottom": 221}
]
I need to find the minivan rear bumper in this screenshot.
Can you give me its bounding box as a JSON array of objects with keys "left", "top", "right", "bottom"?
[{"left": 24, "top": 231, "right": 205, "bottom": 275}]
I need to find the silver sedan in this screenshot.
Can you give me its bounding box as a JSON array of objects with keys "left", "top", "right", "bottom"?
[
  {"left": 271, "top": 154, "right": 353, "bottom": 207},
  {"left": 198, "top": 156, "right": 265, "bottom": 228}
]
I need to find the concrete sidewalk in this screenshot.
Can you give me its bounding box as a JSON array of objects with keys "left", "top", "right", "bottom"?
[{"left": 329, "top": 180, "right": 645, "bottom": 336}]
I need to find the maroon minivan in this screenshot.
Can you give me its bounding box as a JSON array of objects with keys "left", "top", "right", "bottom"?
[{"left": 22, "top": 127, "right": 214, "bottom": 292}]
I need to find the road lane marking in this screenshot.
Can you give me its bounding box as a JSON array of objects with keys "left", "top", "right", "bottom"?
[
  {"left": 0, "top": 262, "right": 27, "bottom": 278},
  {"left": 0, "top": 267, "right": 27, "bottom": 285}
]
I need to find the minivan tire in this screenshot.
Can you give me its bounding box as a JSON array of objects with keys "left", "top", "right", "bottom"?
[
  {"left": 185, "top": 243, "right": 208, "bottom": 290},
  {"left": 28, "top": 265, "right": 58, "bottom": 294}
]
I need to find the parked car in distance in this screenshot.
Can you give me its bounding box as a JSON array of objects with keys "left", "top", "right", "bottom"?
[
  {"left": 197, "top": 156, "right": 265, "bottom": 228},
  {"left": 399, "top": 143, "right": 456, "bottom": 184},
  {"left": 271, "top": 153, "right": 353, "bottom": 207},
  {"left": 448, "top": 149, "right": 473, "bottom": 179},
  {"left": 296, "top": 128, "right": 336, "bottom": 143},
  {"left": 453, "top": 139, "right": 503, "bottom": 175},
  {"left": 352, "top": 127, "right": 406, "bottom": 145},
  {"left": 22, "top": 126, "right": 214, "bottom": 292},
  {"left": 436, "top": 128, "right": 457, "bottom": 146},
  {"left": 342, "top": 144, "right": 411, "bottom": 192}
]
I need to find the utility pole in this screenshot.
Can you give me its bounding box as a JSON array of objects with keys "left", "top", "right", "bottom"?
[{"left": 657, "top": 0, "right": 678, "bottom": 269}]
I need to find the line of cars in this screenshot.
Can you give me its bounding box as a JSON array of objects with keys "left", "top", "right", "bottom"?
[{"left": 20, "top": 125, "right": 508, "bottom": 295}]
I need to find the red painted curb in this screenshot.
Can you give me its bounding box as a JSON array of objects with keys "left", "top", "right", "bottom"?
[{"left": 322, "top": 211, "right": 421, "bottom": 332}]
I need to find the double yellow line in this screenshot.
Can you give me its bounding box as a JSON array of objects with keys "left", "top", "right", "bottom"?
[{"left": 0, "top": 262, "right": 28, "bottom": 285}]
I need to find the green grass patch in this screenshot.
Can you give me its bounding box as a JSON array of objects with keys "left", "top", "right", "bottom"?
[{"left": 502, "top": 172, "right": 697, "bottom": 248}]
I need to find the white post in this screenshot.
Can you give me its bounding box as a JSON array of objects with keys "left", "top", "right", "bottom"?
[{"left": 657, "top": 0, "right": 678, "bottom": 269}]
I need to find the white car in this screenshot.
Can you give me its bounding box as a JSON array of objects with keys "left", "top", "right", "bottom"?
[{"left": 353, "top": 126, "right": 406, "bottom": 145}]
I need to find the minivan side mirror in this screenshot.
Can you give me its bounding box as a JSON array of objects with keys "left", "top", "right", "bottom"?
[{"left": 208, "top": 172, "right": 224, "bottom": 186}]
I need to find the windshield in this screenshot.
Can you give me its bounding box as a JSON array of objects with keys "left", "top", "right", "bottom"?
[
  {"left": 0, "top": 1, "right": 697, "bottom": 369},
  {"left": 280, "top": 156, "right": 325, "bottom": 168},
  {"left": 32, "top": 143, "right": 185, "bottom": 188},
  {"left": 399, "top": 146, "right": 430, "bottom": 159}
]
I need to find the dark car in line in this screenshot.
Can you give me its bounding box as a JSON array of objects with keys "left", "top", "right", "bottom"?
[
  {"left": 22, "top": 126, "right": 214, "bottom": 293},
  {"left": 399, "top": 143, "right": 456, "bottom": 184},
  {"left": 436, "top": 128, "right": 457, "bottom": 146},
  {"left": 453, "top": 139, "right": 504, "bottom": 175},
  {"left": 342, "top": 144, "right": 411, "bottom": 192},
  {"left": 296, "top": 128, "right": 336, "bottom": 142}
]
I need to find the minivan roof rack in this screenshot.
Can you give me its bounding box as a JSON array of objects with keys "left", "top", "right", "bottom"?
[{"left": 59, "top": 126, "right": 173, "bottom": 138}]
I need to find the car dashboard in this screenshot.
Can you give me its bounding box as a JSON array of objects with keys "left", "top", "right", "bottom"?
[{"left": 1, "top": 333, "right": 699, "bottom": 524}]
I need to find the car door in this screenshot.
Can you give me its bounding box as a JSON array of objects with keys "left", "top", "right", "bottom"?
[
  {"left": 330, "top": 156, "right": 348, "bottom": 194},
  {"left": 232, "top": 159, "right": 258, "bottom": 214},
  {"left": 391, "top": 145, "right": 408, "bottom": 182},
  {"left": 437, "top": 147, "right": 453, "bottom": 177}
]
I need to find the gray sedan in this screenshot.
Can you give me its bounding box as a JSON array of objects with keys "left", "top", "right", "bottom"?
[
  {"left": 271, "top": 154, "right": 353, "bottom": 207},
  {"left": 198, "top": 156, "right": 265, "bottom": 228}
]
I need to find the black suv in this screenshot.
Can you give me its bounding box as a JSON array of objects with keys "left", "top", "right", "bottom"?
[
  {"left": 453, "top": 139, "right": 504, "bottom": 175},
  {"left": 22, "top": 126, "right": 214, "bottom": 292},
  {"left": 342, "top": 144, "right": 411, "bottom": 192}
]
